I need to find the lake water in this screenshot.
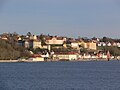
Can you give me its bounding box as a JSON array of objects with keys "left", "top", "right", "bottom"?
[{"left": 0, "top": 60, "right": 120, "bottom": 90}]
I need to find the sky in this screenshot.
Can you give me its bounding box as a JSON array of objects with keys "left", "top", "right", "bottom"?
[{"left": 0, "top": 0, "right": 120, "bottom": 38}]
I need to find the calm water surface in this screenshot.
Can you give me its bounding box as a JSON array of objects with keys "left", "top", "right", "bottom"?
[{"left": 0, "top": 61, "right": 120, "bottom": 90}]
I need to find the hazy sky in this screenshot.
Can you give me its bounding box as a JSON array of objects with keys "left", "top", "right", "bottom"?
[{"left": 0, "top": 0, "right": 120, "bottom": 38}]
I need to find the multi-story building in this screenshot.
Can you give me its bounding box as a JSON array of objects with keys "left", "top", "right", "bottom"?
[
  {"left": 29, "top": 39, "right": 42, "bottom": 49},
  {"left": 45, "top": 36, "right": 66, "bottom": 51},
  {"left": 18, "top": 35, "right": 42, "bottom": 49}
]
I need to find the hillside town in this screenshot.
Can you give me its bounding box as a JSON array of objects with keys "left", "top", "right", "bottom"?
[{"left": 0, "top": 32, "right": 120, "bottom": 62}]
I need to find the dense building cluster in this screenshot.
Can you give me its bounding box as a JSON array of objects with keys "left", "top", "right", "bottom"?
[{"left": 0, "top": 32, "right": 120, "bottom": 61}]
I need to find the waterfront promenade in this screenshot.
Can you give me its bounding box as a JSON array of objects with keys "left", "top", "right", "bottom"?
[{"left": 0, "top": 59, "right": 119, "bottom": 62}]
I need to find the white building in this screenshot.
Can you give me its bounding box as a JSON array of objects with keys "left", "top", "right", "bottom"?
[{"left": 53, "top": 52, "right": 78, "bottom": 61}]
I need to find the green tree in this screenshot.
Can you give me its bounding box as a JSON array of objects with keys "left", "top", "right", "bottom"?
[
  {"left": 98, "top": 46, "right": 120, "bottom": 56},
  {"left": 0, "top": 39, "right": 30, "bottom": 60},
  {"left": 40, "top": 34, "right": 46, "bottom": 46}
]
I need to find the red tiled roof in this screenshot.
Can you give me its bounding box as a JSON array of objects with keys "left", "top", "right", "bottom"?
[
  {"left": 45, "top": 36, "right": 65, "bottom": 40},
  {"left": 70, "top": 41, "right": 79, "bottom": 43},
  {"left": 54, "top": 52, "right": 78, "bottom": 55},
  {"left": 56, "top": 37, "right": 64, "bottom": 40},
  {"left": 31, "top": 54, "right": 42, "bottom": 58}
]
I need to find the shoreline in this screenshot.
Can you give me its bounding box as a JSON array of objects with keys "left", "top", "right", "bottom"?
[
  {"left": 0, "top": 59, "right": 119, "bottom": 63},
  {"left": 0, "top": 60, "right": 18, "bottom": 62}
]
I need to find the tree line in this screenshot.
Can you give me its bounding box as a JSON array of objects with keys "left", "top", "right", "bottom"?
[{"left": 0, "top": 39, "right": 30, "bottom": 60}]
